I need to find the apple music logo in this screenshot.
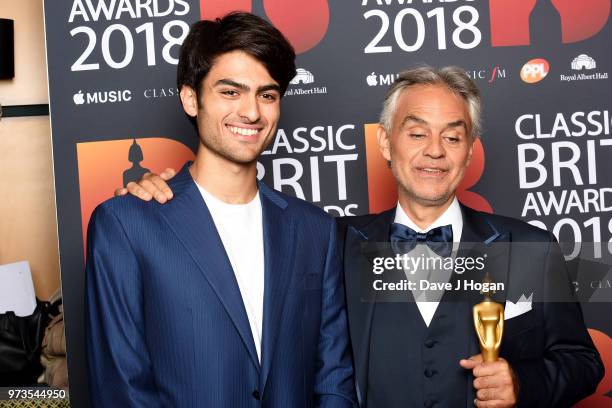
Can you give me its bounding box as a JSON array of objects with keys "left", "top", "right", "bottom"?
[
  {"left": 73, "top": 90, "right": 133, "bottom": 105},
  {"left": 366, "top": 72, "right": 399, "bottom": 87}
]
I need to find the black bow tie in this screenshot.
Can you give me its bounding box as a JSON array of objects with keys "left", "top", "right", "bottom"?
[{"left": 389, "top": 223, "right": 453, "bottom": 257}]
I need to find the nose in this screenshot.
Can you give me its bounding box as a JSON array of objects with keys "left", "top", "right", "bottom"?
[
  {"left": 237, "top": 95, "right": 260, "bottom": 123},
  {"left": 423, "top": 134, "right": 444, "bottom": 158}
]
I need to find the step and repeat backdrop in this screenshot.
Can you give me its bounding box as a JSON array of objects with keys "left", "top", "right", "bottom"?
[{"left": 44, "top": 1, "right": 611, "bottom": 405}]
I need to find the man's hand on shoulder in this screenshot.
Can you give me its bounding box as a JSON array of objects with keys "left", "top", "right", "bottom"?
[
  {"left": 114, "top": 168, "right": 177, "bottom": 203},
  {"left": 460, "top": 354, "right": 518, "bottom": 408}
]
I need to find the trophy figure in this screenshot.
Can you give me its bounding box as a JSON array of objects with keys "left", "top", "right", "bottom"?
[{"left": 473, "top": 275, "right": 504, "bottom": 362}]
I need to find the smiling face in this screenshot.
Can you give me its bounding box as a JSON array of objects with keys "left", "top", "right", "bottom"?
[
  {"left": 377, "top": 84, "right": 475, "bottom": 210},
  {"left": 181, "top": 50, "right": 281, "bottom": 166}
]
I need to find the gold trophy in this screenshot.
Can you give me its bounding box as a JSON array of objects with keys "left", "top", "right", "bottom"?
[{"left": 473, "top": 274, "right": 504, "bottom": 362}]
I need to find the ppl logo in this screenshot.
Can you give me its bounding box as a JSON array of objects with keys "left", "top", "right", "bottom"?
[
  {"left": 77, "top": 138, "right": 195, "bottom": 254},
  {"left": 363, "top": 124, "right": 492, "bottom": 214},
  {"left": 199, "top": 0, "right": 329, "bottom": 54},
  {"left": 520, "top": 59, "right": 550, "bottom": 83},
  {"left": 490, "top": 0, "right": 611, "bottom": 46}
]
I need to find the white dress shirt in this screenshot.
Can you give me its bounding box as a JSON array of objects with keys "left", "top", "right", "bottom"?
[
  {"left": 393, "top": 197, "right": 463, "bottom": 326},
  {"left": 197, "top": 184, "right": 265, "bottom": 362}
]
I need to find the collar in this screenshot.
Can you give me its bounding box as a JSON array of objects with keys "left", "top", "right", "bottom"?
[
  {"left": 393, "top": 197, "right": 463, "bottom": 243},
  {"left": 195, "top": 181, "right": 261, "bottom": 209},
  {"left": 168, "top": 161, "right": 287, "bottom": 212}
]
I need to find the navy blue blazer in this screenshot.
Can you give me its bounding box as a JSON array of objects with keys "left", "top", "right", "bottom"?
[
  {"left": 338, "top": 205, "right": 604, "bottom": 407},
  {"left": 85, "top": 165, "right": 356, "bottom": 407}
]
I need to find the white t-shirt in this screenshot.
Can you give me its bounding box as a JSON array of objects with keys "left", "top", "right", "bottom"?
[
  {"left": 197, "top": 184, "right": 265, "bottom": 362},
  {"left": 393, "top": 197, "right": 463, "bottom": 327}
]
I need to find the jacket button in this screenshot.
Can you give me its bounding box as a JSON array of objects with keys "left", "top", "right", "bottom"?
[
  {"left": 424, "top": 369, "right": 435, "bottom": 378},
  {"left": 424, "top": 339, "right": 436, "bottom": 348},
  {"left": 252, "top": 390, "right": 260, "bottom": 400}
]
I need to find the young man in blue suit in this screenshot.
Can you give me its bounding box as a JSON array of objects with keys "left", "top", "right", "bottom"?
[
  {"left": 121, "top": 66, "right": 604, "bottom": 407},
  {"left": 86, "top": 12, "right": 356, "bottom": 407}
]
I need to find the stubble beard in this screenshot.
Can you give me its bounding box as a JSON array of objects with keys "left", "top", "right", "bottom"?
[
  {"left": 198, "top": 122, "right": 275, "bottom": 166},
  {"left": 391, "top": 161, "right": 457, "bottom": 208}
]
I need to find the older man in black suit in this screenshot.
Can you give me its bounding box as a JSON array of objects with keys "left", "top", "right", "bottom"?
[{"left": 336, "top": 66, "right": 603, "bottom": 408}]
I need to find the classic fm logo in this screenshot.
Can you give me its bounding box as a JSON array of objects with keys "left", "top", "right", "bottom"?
[
  {"left": 363, "top": 124, "right": 492, "bottom": 214},
  {"left": 199, "top": 0, "right": 329, "bottom": 54},
  {"left": 490, "top": 0, "right": 610, "bottom": 46}
]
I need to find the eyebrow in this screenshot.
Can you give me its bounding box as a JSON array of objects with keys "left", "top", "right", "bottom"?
[
  {"left": 445, "top": 119, "right": 468, "bottom": 133},
  {"left": 214, "top": 79, "right": 281, "bottom": 94},
  {"left": 400, "top": 114, "right": 468, "bottom": 133},
  {"left": 400, "top": 114, "right": 427, "bottom": 128}
]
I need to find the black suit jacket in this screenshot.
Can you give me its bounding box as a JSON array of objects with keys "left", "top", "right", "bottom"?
[{"left": 338, "top": 204, "right": 604, "bottom": 407}]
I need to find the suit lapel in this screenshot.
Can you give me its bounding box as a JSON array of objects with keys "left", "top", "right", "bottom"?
[
  {"left": 259, "top": 182, "right": 296, "bottom": 392},
  {"left": 344, "top": 209, "right": 395, "bottom": 404},
  {"left": 158, "top": 165, "right": 260, "bottom": 371},
  {"left": 459, "top": 204, "right": 510, "bottom": 305}
]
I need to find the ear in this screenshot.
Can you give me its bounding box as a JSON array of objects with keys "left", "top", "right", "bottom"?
[
  {"left": 465, "top": 136, "right": 476, "bottom": 167},
  {"left": 179, "top": 86, "right": 198, "bottom": 117},
  {"left": 376, "top": 125, "right": 391, "bottom": 162}
]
